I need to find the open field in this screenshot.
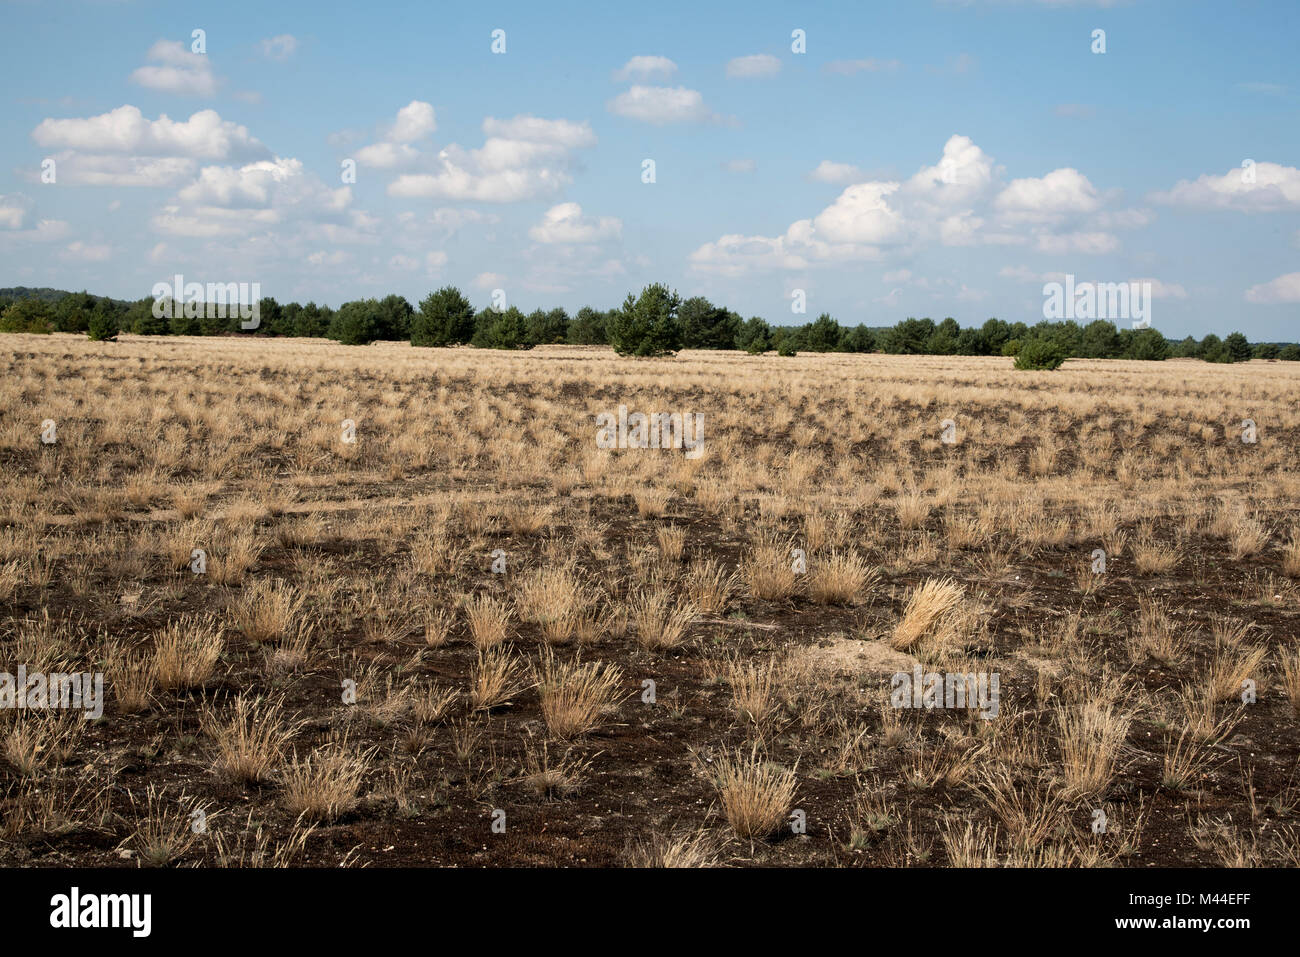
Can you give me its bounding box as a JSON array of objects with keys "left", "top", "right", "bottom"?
[{"left": 2, "top": 332, "right": 1299, "bottom": 867}]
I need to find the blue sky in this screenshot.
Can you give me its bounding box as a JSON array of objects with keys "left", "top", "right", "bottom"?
[{"left": 2, "top": 0, "right": 1298, "bottom": 338}]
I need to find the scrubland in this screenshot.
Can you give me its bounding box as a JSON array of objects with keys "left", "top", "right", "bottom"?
[{"left": 1, "top": 332, "right": 1298, "bottom": 867}]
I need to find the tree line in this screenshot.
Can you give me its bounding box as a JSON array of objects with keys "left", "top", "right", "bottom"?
[{"left": 1, "top": 284, "right": 1295, "bottom": 366}]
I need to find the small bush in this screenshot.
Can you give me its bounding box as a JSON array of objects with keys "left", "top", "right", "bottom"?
[{"left": 1013, "top": 339, "right": 1067, "bottom": 370}]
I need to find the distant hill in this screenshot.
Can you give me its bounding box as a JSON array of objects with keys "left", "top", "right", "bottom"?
[{"left": 0, "top": 287, "right": 133, "bottom": 308}]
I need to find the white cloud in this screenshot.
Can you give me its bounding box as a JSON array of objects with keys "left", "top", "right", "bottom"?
[
  {"left": 1245, "top": 271, "right": 1300, "bottom": 304},
  {"left": 1131, "top": 278, "right": 1187, "bottom": 299},
  {"left": 355, "top": 142, "right": 421, "bottom": 169},
  {"left": 825, "top": 58, "right": 901, "bottom": 74},
  {"left": 722, "top": 159, "right": 756, "bottom": 174},
  {"left": 607, "top": 86, "right": 721, "bottom": 125},
  {"left": 1151, "top": 161, "right": 1300, "bottom": 212},
  {"left": 60, "top": 241, "right": 113, "bottom": 262},
  {"left": 0, "top": 194, "right": 33, "bottom": 229},
  {"left": 388, "top": 115, "right": 596, "bottom": 202},
  {"left": 388, "top": 101, "right": 437, "bottom": 143},
  {"left": 995, "top": 167, "right": 1101, "bottom": 223},
  {"left": 259, "top": 35, "right": 298, "bottom": 61},
  {"left": 812, "top": 182, "right": 905, "bottom": 244},
  {"left": 809, "top": 160, "right": 864, "bottom": 184},
  {"left": 529, "top": 202, "right": 622, "bottom": 244},
  {"left": 690, "top": 134, "right": 1139, "bottom": 277},
  {"left": 129, "top": 40, "right": 217, "bottom": 96},
  {"left": 307, "top": 250, "right": 350, "bottom": 267},
  {"left": 726, "top": 54, "right": 781, "bottom": 78},
  {"left": 353, "top": 101, "right": 437, "bottom": 169},
  {"left": 473, "top": 272, "right": 505, "bottom": 289},
  {"left": 425, "top": 251, "right": 448, "bottom": 270},
  {"left": 480, "top": 115, "right": 595, "bottom": 148},
  {"left": 36, "top": 153, "right": 199, "bottom": 187},
  {"left": 612, "top": 55, "right": 677, "bottom": 82},
  {"left": 32, "top": 106, "right": 267, "bottom": 160}
]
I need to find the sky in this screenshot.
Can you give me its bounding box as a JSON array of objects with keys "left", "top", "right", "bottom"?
[{"left": 1, "top": 0, "right": 1298, "bottom": 339}]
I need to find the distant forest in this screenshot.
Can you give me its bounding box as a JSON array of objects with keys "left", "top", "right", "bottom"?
[{"left": 2, "top": 284, "right": 1297, "bottom": 365}]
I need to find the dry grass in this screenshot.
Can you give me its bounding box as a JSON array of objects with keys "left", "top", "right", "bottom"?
[
  {"left": 891, "top": 577, "right": 966, "bottom": 651},
  {"left": 280, "top": 737, "right": 373, "bottom": 821},
  {"left": 151, "top": 615, "right": 224, "bottom": 691},
  {"left": 204, "top": 695, "right": 294, "bottom": 785},
  {"left": 629, "top": 588, "right": 696, "bottom": 650},
  {"left": 711, "top": 747, "right": 798, "bottom": 841},
  {"left": 535, "top": 650, "right": 624, "bottom": 738},
  {"left": 808, "top": 551, "right": 877, "bottom": 605}
]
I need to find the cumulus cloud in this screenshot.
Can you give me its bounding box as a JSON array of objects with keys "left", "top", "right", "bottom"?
[
  {"left": 32, "top": 106, "right": 267, "bottom": 161},
  {"left": 529, "top": 202, "right": 622, "bottom": 244},
  {"left": 153, "top": 156, "right": 353, "bottom": 239},
  {"left": 352, "top": 101, "right": 437, "bottom": 169},
  {"left": 726, "top": 54, "right": 781, "bottom": 78},
  {"left": 387, "top": 115, "right": 596, "bottom": 202},
  {"left": 129, "top": 40, "right": 217, "bottom": 96},
  {"left": 1151, "top": 161, "right": 1300, "bottom": 212},
  {"left": 607, "top": 86, "right": 722, "bottom": 125},
  {"left": 612, "top": 55, "right": 677, "bottom": 82},
  {"left": 994, "top": 167, "right": 1101, "bottom": 223},
  {"left": 1245, "top": 271, "right": 1300, "bottom": 303},
  {"left": 691, "top": 134, "right": 1138, "bottom": 277}
]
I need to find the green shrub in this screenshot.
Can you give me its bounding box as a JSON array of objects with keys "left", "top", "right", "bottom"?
[
  {"left": 606, "top": 284, "right": 683, "bottom": 357},
  {"left": 1013, "top": 338, "right": 1066, "bottom": 370},
  {"left": 411, "top": 286, "right": 476, "bottom": 347},
  {"left": 0, "top": 299, "right": 54, "bottom": 334},
  {"left": 86, "top": 309, "right": 119, "bottom": 341}
]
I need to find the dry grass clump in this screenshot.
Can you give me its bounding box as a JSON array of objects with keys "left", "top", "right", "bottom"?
[
  {"left": 463, "top": 594, "right": 512, "bottom": 650},
  {"left": 535, "top": 650, "right": 624, "bottom": 738},
  {"left": 808, "top": 551, "right": 877, "bottom": 605},
  {"left": 632, "top": 488, "right": 670, "bottom": 518},
  {"left": 151, "top": 615, "right": 224, "bottom": 691},
  {"left": 130, "top": 786, "right": 207, "bottom": 867},
  {"left": 1132, "top": 530, "right": 1182, "bottom": 575},
  {"left": 520, "top": 743, "right": 592, "bottom": 799},
  {"left": 228, "top": 578, "right": 303, "bottom": 643},
  {"left": 710, "top": 747, "right": 798, "bottom": 841},
  {"left": 723, "top": 654, "right": 784, "bottom": 726},
  {"left": 629, "top": 588, "right": 696, "bottom": 650},
  {"left": 891, "top": 577, "right": 966, "bottom": 651},
  {"left": 105, "top": 641, "right": 157, "bottom": 713},
  {"left": 203, "top": 695, "right": 294, "bottom": 785},
  {"left": 517, "top": 566, "right": 590, "bottom": 645},
  {"left": 208, "top": 530, "right": 264, "bottom": 585},
  {"left": 280, "top": 737, "right": 374, "bottom": 821},
  {"left": 1209, "top": 643, "right": 1268, "bottom": 703},
  {"left": 741, "top": 539, "right": 799, "bottom": 602},
  {"left": 1056, "top": 698, "right": 1132, "bottom": 796},
  {"left": 504, "top": 502, "right": 552, "bottom": 536},
  {"left": 469, "top": 646, "right": 530, "bottom": 711},
  {"left": 1278, "top": 644, "right": 1300, "bottom": 716},
  {"left": 1128, "top": 596, "right": 1186, "bottom": 665},
  {"left": 625, "top": 827, "right": 721, "bottom": 867},
  {"left": 683, "top": 559, "right": 737, "bottom": 615},
  {"left": 656, "top": 525, "right": 687, "bottom": 563}
]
